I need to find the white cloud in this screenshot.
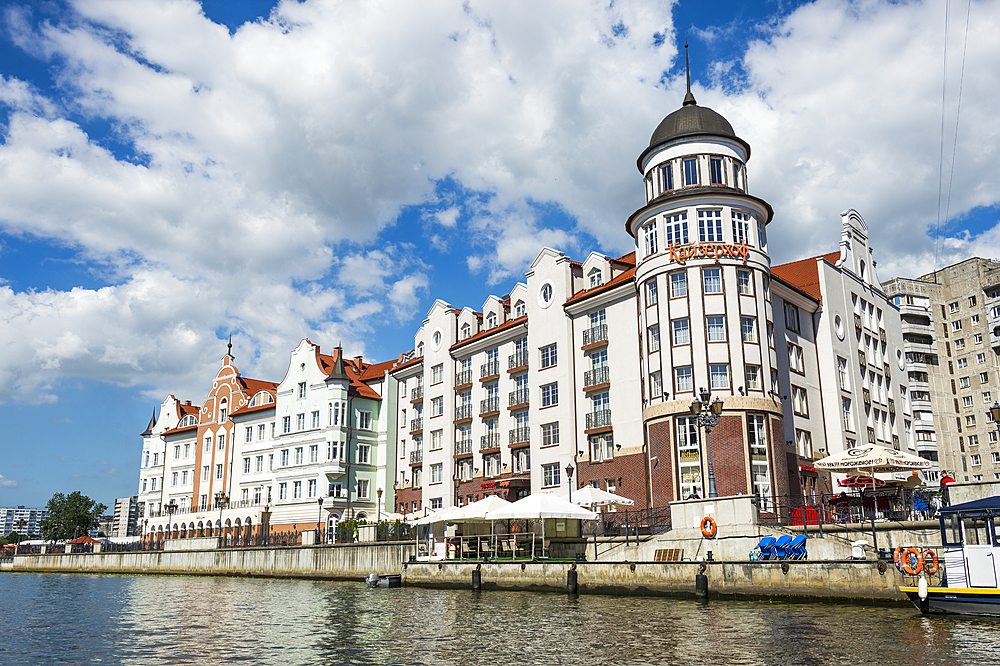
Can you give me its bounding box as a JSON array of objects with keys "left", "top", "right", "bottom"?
[{"left": 0, "top": 474, "right": 17, "bottom": 488}]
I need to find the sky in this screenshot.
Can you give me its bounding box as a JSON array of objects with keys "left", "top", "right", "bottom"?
[{"left": 1, "top": 0, "right": 998, "bottom": 510}]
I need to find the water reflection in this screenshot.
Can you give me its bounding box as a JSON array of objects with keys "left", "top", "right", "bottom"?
[{"left": 2, "top": 573, "right": 1000, "bottom": 665}]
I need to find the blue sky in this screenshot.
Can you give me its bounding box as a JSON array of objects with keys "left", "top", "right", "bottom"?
[{"left": 1, "top": 0, "right": 998, "bottom": 509}]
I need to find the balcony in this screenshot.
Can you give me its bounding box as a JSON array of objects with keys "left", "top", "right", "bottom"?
[
  {"left": 584, "top": 366, "right": 610, "bottom": 389},
  {"left": 455, "top": 440, "right": 473, "bottom": 456},
  {"left": 586, "top": 410, "right": 612, "bottom": 431},
  {"left": 455, "top": 371, "right": 472, "bottom": 386},
  {"left": 410, "top": 417, "right": 423, "bottom": 432},
  {"left": 481, "top": 361, "right": 500, "bottom": 379},
  {"left": 480, "top": 433, "right": 500, "bottom": 451},
  {"left": 454, "top": 404, "right": 473, "bottom": 421},
  {"left": 409, "top": 450, "right": 423, "bottom": 464},
  {"left": 858, "top": 350, "right": 867, "bottom": 368},
  {"left": 892, "top": 435, "right": 900, "bottom": 450},
  {"left": 867, "top": 427, "right": 876, "bottom": 444},
  {"left": 883, "top": 362, "right": 892, "bottom": 378},
  {"left": 854, "top": 313, "right": 863, "bottom": 331},
  {"left": 480, "top": 397, "right": 500, "bottom": 415},
  {"left": 410, "top": 386, "right": 423, "bottom": 401},
  {"left": 879, "top": 329, "right": 887, "bottom": 344},
  {"left": 583, "top": 324, "right": 608, "bottom": 347},
  {"left": 509, "top": 389, "right": 529, "bottom": 408},
  {"left": 508, "top": 350, "right": 529, "bottom": 371},
  {"left": 991, "top": 326, "right": 1000, "bottom": 350},
  {"left": 509, "top": 427, "right": 530, "bottom": 445},
  {"left": 862, "top": 388, "right": 871, "bottom": 406},
  {"left": 888, "top": 398, "right": 896, "bottom": 414}
]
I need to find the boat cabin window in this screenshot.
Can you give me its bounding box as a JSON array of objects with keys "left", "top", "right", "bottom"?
[
  {"left": 962, "top": 517, "right": 994, "bottom": 546},
  {"left": 942, "top": 513, "right": 963, "bottom": 546}
]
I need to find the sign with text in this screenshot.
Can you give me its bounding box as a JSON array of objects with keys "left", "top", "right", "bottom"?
[{"left": 668, "top": 242, "right": 750, "bottom": 265}]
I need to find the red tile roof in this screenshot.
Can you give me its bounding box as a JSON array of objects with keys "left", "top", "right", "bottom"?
[
  {"left": 390, "top": 355, "right": 424, "bottom": 374},
  {"left": 450, "top": 315, "right": 529, "bottom": 352},
  {"left": 770, "top": 252, "right": 840, "bottom": 303},
  {"left": 318, "top": 349, "right": 383, "bottom": 400},
  {"left": 565, "top": 267, "right": 636, "bottom": 306}
]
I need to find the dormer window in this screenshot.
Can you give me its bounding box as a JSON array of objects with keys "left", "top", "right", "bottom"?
[
  {"left": 297, "top": 382, "right": 306, "bottom": 399},
  {"left": 417, "top": 342, "right": 424, "bottom": 357},
  {"left": 461, "top": 323, "right": 471, "bottom": 340},
  {"left": 487, "top": 312, "right": 497, "bottom": 329},
  {"left": 219, "top": 398, "right": 228, "bottom": 422},
  {"left": 589, "top": 268, "right": 603, "bottom": 288},
  {"left": 179, "top": 415, "right": 197, "bottom": 428},
  {"left": 659, "top": 163, "right": 673, "bottom": 192},
  {"left": 515, "top": 300, "right": 525, "bottom": 318}
]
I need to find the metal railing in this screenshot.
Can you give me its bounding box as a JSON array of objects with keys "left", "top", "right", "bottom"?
[
  {"left": 454, "top": 404, "right": 473, "bottom": 420},
  {"left": 102, "top": 540, "right": 165, "bottom": 553},
  {"left": 509, "top": 389, "right": 529, "bottom": 407},
  {"left": 508, "top": 351, "right": 529, "bottom": 370},
  {"left": 410, "top": 418, "right": 423, "bottom": 432},
  {"left": 455, "top": 371, "right": 472, "bottom": 386},
  {"left": 755, "top": 491, "right": 941, "bottom": 528},
  {"left": 583, "top": 324, "right": 608, "bottom": 346},
  {"left": 480, "top": 361, "right": 499, "bottom": 378},
  {"left": 480, "top": 397, "right": 499, "bottom": 414},
  {"left": 584, "top": 366, "right": 610, "bottom": 388},
  {"left": 509, "top": 427, "right": 530, "bottom": 445},
  {"left": 586, "top": 410, "right": 612, "bottom": 430},
  {"left": 411, "top": 386, "right": 423, "bottom": 401},
  {"left": 409, "top": 450, "right": 423, "bottom": 464},
  {"left": 455, "top": 440, "right": 473, "bottom": 455},
  {"left": 582, "top": 506, "right": 672, "bottom": 538},
  {"left": 480, "top": 433, "right": 500, "bottom": 450}
]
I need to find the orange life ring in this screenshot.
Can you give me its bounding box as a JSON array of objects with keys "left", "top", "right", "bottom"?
[
  {"left": 701, "top": 516, "right": 718, "bottom": 538},
  {"left": 893, "top": 547, "right": 904, "bottom": 571},
  {"left": 901, "top": 547, "right": 923, "bottom": 575},
  {"left": 923, "top": 549, "right": 939, "bottom": 575}
]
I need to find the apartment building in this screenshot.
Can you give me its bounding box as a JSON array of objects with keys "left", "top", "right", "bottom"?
[
  {"left": 110, "top": 496, "right": 139, "bottom": 537},
  {"left": 883, "top": 258, "right": 1000, "bottom": 483},
  {"left": 0, "top": 506, "right": 48, "bottom": 538}
]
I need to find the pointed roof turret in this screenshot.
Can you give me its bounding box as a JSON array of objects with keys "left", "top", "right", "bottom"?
[
  {"left": 141, "top": 410, "right": 157, "bottom": 437},
  {"left": 328, "top": 345, "right": 350, "bottom": 382}
]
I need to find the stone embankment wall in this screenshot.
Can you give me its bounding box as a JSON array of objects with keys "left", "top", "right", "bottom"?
[
  {"left": 6, "top": 542, "right": 414, "bottom": 580},
  {"left": 403, "top": 560, "right": 913, "bottom": 603}
]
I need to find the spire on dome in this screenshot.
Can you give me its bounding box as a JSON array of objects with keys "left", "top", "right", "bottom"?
[
  {"left": 683, "top": 38, "right": 697, "bottom": 107},
  {"left": 227, "top": 334, "right": 233, "bottom": 359}
]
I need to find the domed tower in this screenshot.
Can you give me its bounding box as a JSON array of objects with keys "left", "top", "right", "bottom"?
[{"left": 629, "top": 68, "right": 788, "bottom": 505}]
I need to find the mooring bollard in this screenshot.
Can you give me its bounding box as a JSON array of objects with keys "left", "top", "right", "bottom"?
[
  {"left": 567, "top": 563, "right": 578, "bottom": 595},
  {"left": 695, "top": 562, "right": 708, "bottom": 599},
  {"left": 472, "top": 563, "right": 482, "bottom": 591}
]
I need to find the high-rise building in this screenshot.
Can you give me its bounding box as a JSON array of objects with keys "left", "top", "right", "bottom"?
[
  {"left": 110, "top": 496, "right": 139, "bottom": 537},
  {"left": 0, "top": 506, "right": 48, "bottom": 538}
]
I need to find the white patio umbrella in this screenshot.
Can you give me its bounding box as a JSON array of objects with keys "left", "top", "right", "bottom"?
[
  {"left": 447, "top": 495, "right": 511, "bottom": 522},
  {"left": 411, "top": 505, "right": 461, "bottom": 526},
  {"left": 558, "top": 486, "right": 635, "bottom": 508},
  {"left": 486, "top": 494, "right": 598, "bottom": 557}
]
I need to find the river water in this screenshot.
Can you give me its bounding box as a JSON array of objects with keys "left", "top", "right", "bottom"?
[{"left": 3, "top": 573, "right": 1000, "bottom": 665}]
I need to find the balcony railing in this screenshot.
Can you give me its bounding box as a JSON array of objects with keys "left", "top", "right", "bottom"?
[
  {"left": 586, "top": 410, "right": 612, "bottom": 430},
  {"left": 583, "top": 324, "right": 608, "bottom": 346},
  {"left": 480, "top": 397, "right": 500, "bottom": 414},
  {"left": 455, "top": 370, "right": 472, "bottom": 386},
  {"left": 892, "top": 435, "right": 900, "bottom": 450},
  {"left": 509, "top": 427, "right": 530, "bottom": 445},
  {"left": 455, "top": 404, "right": 473, "bottom": 420},
  {"left": 410, "top": 386, "right": 423, "bottom": 401},
  {"left": 409, "top": 450, "right": 423, "bottom": 464},
  {"left": 888, "top": 399, "right": 895, "bottom": 413},
  {"left": 508, "top": 350, "right": 529, "bottom": 370},
  {"left": 854, "top": 313, "right": 863, "bottom": 331},
  {"left": 584, "top": 366, "right": 610, "bottom": 388},
  {"left": 455, "top": 440, "right": 473, "bottom": 456},
  {"left": 481, "top": 361, "right": 500, "bottom": 378},
  {"left": 410, "top": 418, "right": 423, "bottom": 432},
  {"left": 867, "top": 427, "right": 876, "bottom": 444},
  {"left": 509, "top": 389, "right": 529, "bottom": 407},
  {"left": 858, "top": 350, "right": 867, "bottom": 368},
  {"left": 480, "top": 433, "right": 500, "bottom": 450},
  {"left": 879, "top": 329, "right": 887, "bottom": 344},
  {"left": 884, "top": 362, "right": 892, "bottom": 378},
  {"left": 862, "top": 388, "right": 871, "bottom": 406}
]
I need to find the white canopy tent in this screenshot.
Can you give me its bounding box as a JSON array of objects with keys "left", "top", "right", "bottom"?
[
  {"left": 486, "top": 494, "right": 598, "bottom": 557},
  {"left": 447, "top": 496, "right": 512, "bottom": 522},
  {"left": 556, "top": 486, "right": 635, "bottom": 508},
  {"left": 411, "top": 506, "right": 461, "bottom": 526}
]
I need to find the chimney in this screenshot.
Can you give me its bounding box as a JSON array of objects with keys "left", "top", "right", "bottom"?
[{"left": 354, "top": 355, "right": 363, "bottom": 366}]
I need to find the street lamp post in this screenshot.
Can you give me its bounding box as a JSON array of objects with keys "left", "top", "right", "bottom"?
[
  {"left": 164, "top": 500, "right": 178, "bottom": 539},
  {"left": 690, "top": 387, "right": 724, "bottom": 499},
  {"left": 214, "top": 492, "right": 229, "bottom": 539},
  {"left": 454, "top": 477, "right": 462, "bottom": 506},
  {"left": 317, "top": 497, "right": 324, "bottom": 544},
  {"left": 565, "top": 464, "right": 575, "bottom": 503}
]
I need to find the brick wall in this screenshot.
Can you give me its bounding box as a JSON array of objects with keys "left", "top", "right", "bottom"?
[
  {"left": 577, "top": 451, "right": 648, "bottom": 507},
  {"left": 647, "top": 419, "right": 675, "bottom": 506},
  {"left": 709, "top": 414, "right": 749, "bottom": 496},
  {"left": 394, "top": 486, "right": 422, "bottom": 514},
  {"left": 769, "top": 414, "right": 793, "bottom": 496}
]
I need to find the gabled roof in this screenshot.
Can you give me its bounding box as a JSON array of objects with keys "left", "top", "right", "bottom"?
[
  {"left": 565, "top": 267, "right": 636, "bottom": 306},
  {"left": 450, "top": 315, "right": 529, "bottom": 352},
  {"left": 317, "top": 348, "right": 382, "bottom": 400},
  {"left": 770, "top": 252, "right": 840, "bottom": 303},
  {"left": 390, "top": 354, "right": 424, "bottom": 375}
]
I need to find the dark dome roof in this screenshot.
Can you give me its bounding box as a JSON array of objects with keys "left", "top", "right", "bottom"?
[{"left": 637, "top": 93, "right": 750, "bottom": 171}]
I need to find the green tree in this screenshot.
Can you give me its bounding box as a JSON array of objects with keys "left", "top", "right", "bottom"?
[{"left": 39, "top": 492, "right": 107, "bottom": 541}]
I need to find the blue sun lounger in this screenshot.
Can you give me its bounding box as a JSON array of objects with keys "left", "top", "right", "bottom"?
[
  {"left": 771, "top": 535, "right": 793, "bottom": 559},
  {"left": 787, "top": 534, "right": 808, "bottom": 560},
  {"left": 749, "top": 536, "right": 776, "bottom": 561}
]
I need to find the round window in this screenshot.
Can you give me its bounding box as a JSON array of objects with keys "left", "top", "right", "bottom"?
[
  {"left": 834, "top": 314, "right": 845, "bottom": 341},
  {"left": 896, "top": 347, "right": 905, "bottom": 371},
  {"left": 538, "top": 282, "right": 555, "bottom": 309},
  {"left": 431, "top": 330, "right": 443, "bottom": 351}
]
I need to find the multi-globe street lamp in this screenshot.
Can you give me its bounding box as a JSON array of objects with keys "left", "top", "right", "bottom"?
[{"left": 689, "top": 387, "right": 724, "bottom": 499}]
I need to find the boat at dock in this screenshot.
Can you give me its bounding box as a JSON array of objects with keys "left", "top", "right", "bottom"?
[{"left": 900, "top": 496, "right": 1000, "bottom": 616}]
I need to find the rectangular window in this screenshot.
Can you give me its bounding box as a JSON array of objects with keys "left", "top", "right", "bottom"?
[
  {"left": 540, "top": 343, "right": 558, "bottom": 368},
  {"left": 706, "top": 315, "right": 726, "bottom": 342},
  {"left": 216, "top": 464, "right": 223, "bottom": 479},
  {"left": 297, "top": 382, "right": 306, "bottom": 399},
  {"left": 683, "top": 157, "right": 698, "bottom": 185},
  {"left": 311, "top": 410, "right": 320, "bottom": 428},
  {"left": 709, "top": 364, "right": 730, "bottom": 390},
  {"left": 432, "top": 364, "right": 443, "bottom": 383},
  {"left": 966, "top": 415, "right": 977, "bottom": 427},
  {"left": 543, "top": 463, "right": 562, "bottom": 487},
  {"left": 295, "top": 447, "right": 303, "bottom": 465},
  {"left": 670, "top": 271, "right": 687, "bottom": 298},
  {"left": 278, "top": 483, "right": 287, "bottom": 500},
  {"left": 243, "top": 457, "right": 251, "bottom": 474},
  {"left": 308, "top": 479, "right": 316, "bottom": 498},
  {"left": 217, "top": 433, "right": 225, "bottom": 450},
  {"left": 431, "top": 397, "right": 443, "bottom": 416},
  {"left": 963, "top": 396, "right": 974, "bottom": 408},
  {"left": 958, "top": 358, "right": 968, "bottom": 369},
  {"left": 732, "top": 211, "right": 750, "bottom": 245},
  {"left": 431, "top": 463, "right": 443, "bottom": 484},
  {"left": 174, "top": 445, "right": 181, "bottom": 460},
  {"left": 837, "top": 357, "right": 849, "bottom": 390},
  {"left": 737, "top": 269, "right": 752, "bottom": 295},
  {"left": 698, "top": 209, "right": 723, "bottom": 242},
  {"left": 982, "top": 372, "right": 990, "bottom": 384},
  {"left": 648, "top": 324, "right": 661, "bottom": 352},
  {"left": 843, "top": 398, "right": 854, "bottom": 431},
  {"left": 244, "top": 426, "right": 253, "bottom": 443},
  {"left": 202, "top": 465, "right": 210, "bottom": 481},
  {"left": 541, "top": 422, "right": 559, "bottom": 447},
  {"left": 675, "top": 366, "right": 693, "bottom": 393},
  {"left": 182, "top": 470, "right": 188, "bottom": 485},
  {"left": 172, "top": 472, "right": 178, "bottom": 486},
  {"left": 741, "top": 316, "right": 757, "bottom": 343},
  {"left": 745, "top": 365, "right": 761, "bottom": 391},
  {"left": 978, "top": 353, "right": 987, "bottom": 364},
  {"left": 960, "top": 377, "right": 971, "bottom": 389},
  {"left": 309, "top": 445, "right": 318, "bottom": 463},
  {"left": 702, "top": 268, "right": 722, "bottom": 294},
  {"left": 358, "top": 443, "right": 371, "bottom": 464},
  {"left": 709, "top": 157, "right": 723, "bottom": 185},
  {"left": 293, "top": 480, "right": 302, "bottom": 499},
  {"left": 975, "top": 333, "right": 983, "bottom": 344},
  {"left": 664, "top": 211, "right": 689, "bottom": 246},
  {"left": 258, "top": 424, "right": 266, "bottom": 440},
  {"left": 952, "top": 320, "right": 963, "bottom": 331},
  {"left": 541, "top": 383, "right": 559, "bottom": 407},
  {"left": 676, "top": 416, "right": 702, "bottom": 498},
  {"left": 644, "top": 222, "right": 658, "bottom": 256},
  {"left": 788, "top": 343, "right": 805, "bottom": 373},
  {"left": 282, "top": 416, "right": 291, "bottom": 434},
  {"left": 659, "top": 163, "right": 673, "bottom": 191},
  {"left": 792, "top": 386, "right": 809, "bottom": 417},
  {"left": 645, "top": 279, "right": 658, "bottom": 306},
  {"left": 784, "top": 303, "right": 800, "bottom": 332},
  {"left": 757, "top": 221, "right": 767, "bottom": 249},
  {"left": 748, "top": 414, "right": 771, "bottom": 498},
  {"left": 672, "top": 318, "right": 690, "bottom": 346},
  {"left": 297, "top": 413, "right": 305, "bottom": 430},
  {"left": 651, "top": 371, "right": 663, "bottom": 397},
  {"left": 358, "top": 410, "right": 372, "bottom": 430},
  {"left": 949, "top": 301, "right": 959, "bottom": 313},
  {"left": 255, "top": 456, "right": 263, "bottom": 473},
  {"left": 281, "top": 449, "right": 289, "bottom": 466}
]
